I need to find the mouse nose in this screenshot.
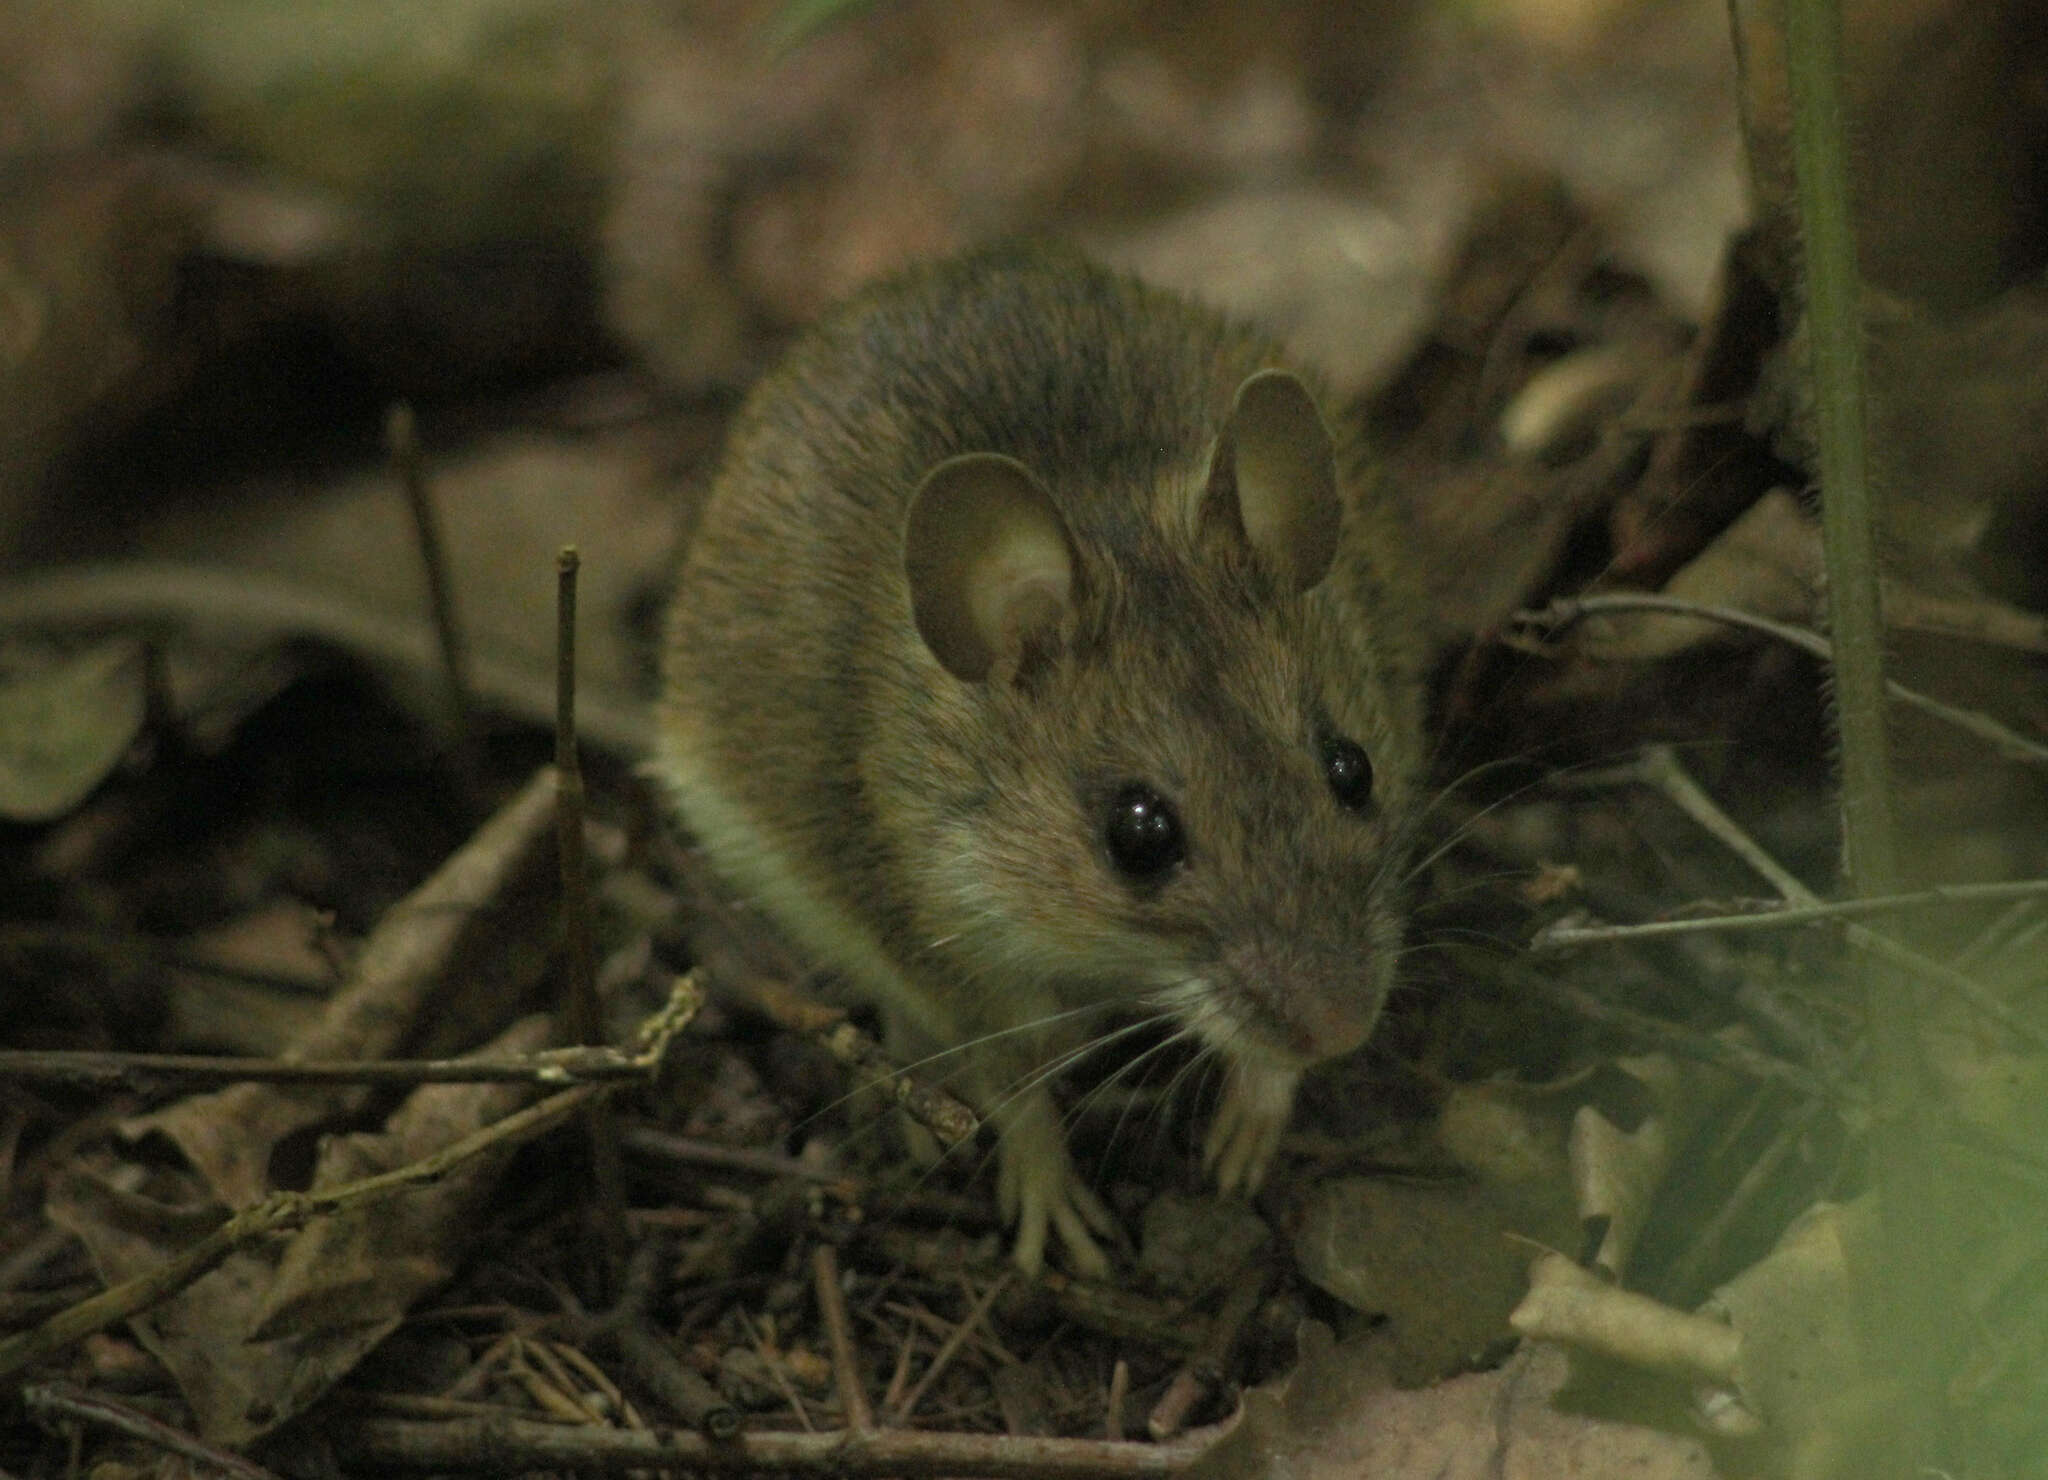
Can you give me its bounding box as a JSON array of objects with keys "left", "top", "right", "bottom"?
[
  {"left": 1224, "top": 942, "right": 1387, "bottom": 1061},
  {"left": 1287, "top": 985, "right": 1378, "bottom": 1059}
]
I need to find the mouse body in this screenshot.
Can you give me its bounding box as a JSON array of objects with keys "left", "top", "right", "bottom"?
[{"left": 657, "top": 244, "right": 1426, "bottom": 1275}]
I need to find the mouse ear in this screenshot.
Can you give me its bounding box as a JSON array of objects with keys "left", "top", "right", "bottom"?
[
  {"left": 1196, "top": 368, "right": 1340, "bottom": 593},
  {"left": 904, "top": 453, "right": 1077, "bottom": 683}
]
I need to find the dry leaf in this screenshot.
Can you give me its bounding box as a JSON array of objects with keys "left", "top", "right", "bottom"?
[
  {"left": 120, "top": 766, "right": 561, "bottom": 1208},
  {"left": 48, "top": 1015, "right": 558, "bottom": 1445},
  {"left": 0, "top": 637, "right": 145, "bottom": 822},
  {"left": 1190, "top": 1324, "right": 1717, "bottom": 1480}
]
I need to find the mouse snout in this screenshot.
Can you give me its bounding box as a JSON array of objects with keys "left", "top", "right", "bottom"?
[{"left": 1218, "top": 938, "right": 1388, "bottom": 1063}]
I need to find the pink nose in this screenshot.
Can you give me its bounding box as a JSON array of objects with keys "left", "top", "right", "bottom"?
[{"left": 1296, "top": 993, "right": 1375, "bottom": 1059}]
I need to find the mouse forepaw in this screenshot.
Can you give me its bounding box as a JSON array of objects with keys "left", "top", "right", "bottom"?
[
  {"left": 996, "top": 1095, "right": 1115, "bottom": 1279},
  {"left": 1204, "top": 1060, "right": 1302, "bottom": 1195}
]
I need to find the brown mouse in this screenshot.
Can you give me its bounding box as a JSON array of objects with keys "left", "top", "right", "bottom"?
[{"left": 657, "top": 244, "right": 1426, "bottom": 1276}]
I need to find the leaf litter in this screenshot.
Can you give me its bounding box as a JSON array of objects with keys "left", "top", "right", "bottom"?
[{"left": 2, "top": 2, "right": 2046, "bottom": 1478}]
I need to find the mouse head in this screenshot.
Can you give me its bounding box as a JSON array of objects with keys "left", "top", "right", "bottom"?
[
  {"left": 899, "top": 368, "right": 1412, "bottom": 1070},
  {"left": 904, "top": 368, "right": 1339, "bottom": 685}
]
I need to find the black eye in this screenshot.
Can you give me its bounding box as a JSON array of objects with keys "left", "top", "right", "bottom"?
[
  {"left": 1322, "top": 736, "right": 1374, "bottom": 810},
  {"left": 1104, "top": 783, "right": 1185, "bottom": 878}
]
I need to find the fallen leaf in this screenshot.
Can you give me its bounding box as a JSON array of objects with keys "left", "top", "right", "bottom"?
[
  {"left": 1190, "top": 1324, "right": 1718, "bottom": 1480},
  {"left": 48, "top": 1015, "right": 558, "bottom": 1445},
  {"left": 0, "top": 637, "right": 146, "bottom": 822},
  {"left": 120, "top": 767, "right": 562, "bottom": 1208}
]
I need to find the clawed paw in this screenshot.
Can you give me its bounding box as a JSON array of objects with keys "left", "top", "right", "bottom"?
[
  {"left": 996, "top": 1091, "right": 1118, "bottom": 1279},
  {"left": 1203, "top": 1061, "right": 1301, "bottom": 1195}
]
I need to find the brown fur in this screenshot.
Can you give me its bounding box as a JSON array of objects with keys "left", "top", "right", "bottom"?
[{"left": 657, "top": 243, "right": 1427, "bottom": 1270}]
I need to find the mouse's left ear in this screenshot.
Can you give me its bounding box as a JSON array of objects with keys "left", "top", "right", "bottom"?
[
  {"left": 1197, "top": 369, "right": 1340, "bottom": 593},
  {"left": 905, "top": 453, "right": 1078, "bottom": 685}
]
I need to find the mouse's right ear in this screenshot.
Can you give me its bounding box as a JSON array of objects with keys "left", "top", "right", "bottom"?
[
  {"left": 1197, "top": 369, "right": 1340, "bottom": 594},
  {"left": 904, "top": 453, "right": 1077, "bottom": 684}
]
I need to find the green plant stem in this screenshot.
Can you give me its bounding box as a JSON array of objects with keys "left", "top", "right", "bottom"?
[{"left": 1782, "top": 0, "right": 1950, "bottom": 1467}]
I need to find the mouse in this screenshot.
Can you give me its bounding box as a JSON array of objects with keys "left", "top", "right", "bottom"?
[{"left": 656, "top": 243, "right": 1427, "bottom": 1276}]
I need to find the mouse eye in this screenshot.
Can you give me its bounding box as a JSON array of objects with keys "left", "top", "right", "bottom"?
[
  {"left": 1322, "top": 736, "right": 1374, "bottom": 811},
  {"left": 1104, "top": 783, "right": 1185, "bottom": 878}
]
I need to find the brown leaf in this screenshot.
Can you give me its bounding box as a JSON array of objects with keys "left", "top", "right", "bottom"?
[
  {"left": 119, "top": 766, "right": 561, "bottom": 1208},
  {"left": 0, "top": 637, "right": 145, "bottom": 823},
  {"left": 1190, "top": 1326, "right": 1718, "bottom": 1480},
  {"left": 48, "top": 1015, "right": 558, "bottom": 1445}
]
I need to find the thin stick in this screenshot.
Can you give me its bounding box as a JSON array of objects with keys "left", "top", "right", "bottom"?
[
  {"left": 615, "top": 1331, "right": 743, "bottom": 1439},
  {"left": 880, "top": 1324, "right": 920, "bottom": 1415},
  {"left": 553, "top": 547, "right": 629, "bottom": 1292},
  {"left": 1147, "top": 1270, "right": 1263, "bottom": 1440},
  {"left": 732, "top": 974, "right": 980, "bottom": 1150},
  {"left": 622, "top": 1125, "right": 858, "bottom": 1187},
  {"left": 883, "top": 1301, "right": 1020, "bottom": 1369},
  {"left": 1629, "top": 747, "right": 2047, "bottom": 1051},
  {"left": 739, "top": 1310, "right": 815, "bottom": 1433},
  {"left": 1520, "top": 971, "right": 1852, "bottom": 1105},
  {"left": 385, "top": 402, "right": 483, "bottom": 800},
  {"left": 556, "top": 549, "right": 602, "bottom": 1040},
  {"left": 1104, "top": 1358, "right": 1130, "bottom": 1441},
  {"left": 592, "top": 1236, "right": 744, "bottom": 1440},
  {"left": 1530, "top": 877, "right": 2048, "bottom": 951},
  {"left": 0, "top": 977, "right": 701, "bottom": 1380},
  {"left": 335, "top": 1413, "right": 1220, "bottom": 1477},
  {"left": 814, "top": 1245, "right": 874, "bottom": 1432},
  {"left": 1661, "top": 1097, "right": 1825, "bottom": 1299},
  {"left": 22, "top": 1382, "right": 286, "bottom": 1480},
  {"left": 0, "top": 1085, "right": 599, "bottom": 1379},
  {"left": 0, "top": 1042, "right": 685, "bottom": 1091},
  {"left": 1520, "top": 593, "right": 2048, "bottom": 766},
  {"left": 890, "top": 1271, "right": 1012, "bottom": 1423}
]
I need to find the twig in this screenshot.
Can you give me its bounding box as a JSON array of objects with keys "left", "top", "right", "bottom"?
[
  {"left": 883, "top": 1301, "right": 1019, "bottom": 1370},
  {"left": 0, "top": 976, "right": 701, "bottom": 1379},
  {"left": 1884, "top": 583, "right": 2048, "bottom": 656},
  {"left": 0, "top": 970, "right": 702, "bottom": 1092},
  {"left": 1661, "top": 1096, "right": 1826, "bottom": 1299},
  {"left": 1529, "top": 877, "right": 2048, "bottom": 951},
  {"left": 510, "top": 1336, "right": 609, "bottom": 1425},
  {"left": 1625, "top": 747, "right": 2047, "bottom": 1050},
  {"left": 622, "top": 1125, "right": 858, "bottom": 1188},
  {"left": 609, "top": 1323, "right": 742, "bottom": 1440},
  {"left": 0, "top": 1085, "right": 600, "bottom": 1379},
  {"left": 386, "top": 402, "right": 482, "bottom": 801},
  {"left": 891, "top": 1271, "right": 1012, "bottom": 1423},
  {"left": 1518, "top": 594, "right": 2048, "bottom": 766},
  {"left": 1147, "top": 1269, "right": 1264, "bottom": 1440},
  {"left": 0, "top": 1042, "right": 685, "bottom": 1091},
  {"left": 881, "top": 1325, "right": 920, "bottom": 1414},
  {"left": 586, "top": 1235, "right": 744, "bottom": 1439},
  {"left": 1520, "top": 971, "right": 1853, "bottom": 1106},
  {"left": 331, "top": 1413, "right": 1222, "bottom": 1476},
  {"left": 732, "top": 974, "right": 979, "bottom": 1150},
  {"left": 555, "top": 547, "right": 629, "bottom": 1293},
  {"left": 548, "top": 1339, "right": 642, "bottom": 1428},
  {"left": 739, "top": 1310, "right": 815, "bottom": 1433},
  {"left": 814, "top": 1245, "right": 874, "bottom": 1432},
  {"left": 1104, "top": 1358, "right": 1130, "bottom": 1441},
  {"left": 22, "top": 1381, "right": 285, "bottom": 1480},
  {"left": 565, "top": 1334, "right": 643, "bottom": 1432},
  {"left": 1030, "top": 1272, "right": 1201, "bottom": 1354}
]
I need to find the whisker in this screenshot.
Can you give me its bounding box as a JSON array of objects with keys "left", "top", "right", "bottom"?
[{"left": 1062, "top": 1017, "right": 1211, "bottom": 1165}]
